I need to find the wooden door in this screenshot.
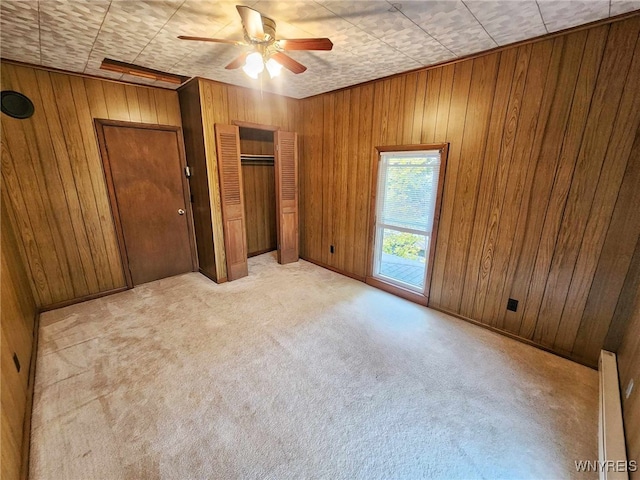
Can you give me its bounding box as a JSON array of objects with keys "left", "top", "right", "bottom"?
[
  {"left": 274, "top": 131, "right": 299, "bottom": 264},
  {"left": 215, "top": 124, "right": 248, "bottom": 280},
  {"left": 97, "top": 120, "right": 197, "bottom": 286}
]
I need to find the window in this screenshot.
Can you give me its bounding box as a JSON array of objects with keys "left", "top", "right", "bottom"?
[{"left": 372, "top": 149, "right": 443, "bottom": 294}]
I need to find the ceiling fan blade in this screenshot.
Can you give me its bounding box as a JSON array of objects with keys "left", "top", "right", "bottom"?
[
  {"left": 225, "top": 52, "right": 249, "bottom": 70},
  {"left": 271, "top": 52, "right": 307, "bottom": 74},
  {"left": 236, "top": 5, "right": 264, "bottom": 40},
  {"left": 178, "top": 35, "right": 244, "bottom": 45},
  {"left": 277, "top": 38, "right": 333, "bottom": 51}
]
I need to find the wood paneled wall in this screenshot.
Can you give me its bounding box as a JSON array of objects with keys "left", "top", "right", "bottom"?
[
  {"left": 1, "top": 199, "right": 38, "bottom": 480},
  {"left": 298, "top": 14, "right": 640, "bottom": 367},
  {"left": 178, "top": 80, "right": 217, "bottom": 280},
  {"left": 240, "top": 132, "right": 277, "bottom": 256},
  {"left": 1, "top": 62, "right": 182, "bottom": 308},
  {"left": 615, "top": 237, "right": 640, "bottom": 478},
  {"left": 178, "top": 78, "right": 298, "bottom": 281},
  {"left": 242, "top": 165, "right": 277, "bottom": 256},
  {"left": 240, "top": 127, "right": 274, "bottom": 155}
]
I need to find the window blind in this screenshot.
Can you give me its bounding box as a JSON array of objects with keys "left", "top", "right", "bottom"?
[{"left": 378, "top": 151, "right": 441, "bottom": 235}]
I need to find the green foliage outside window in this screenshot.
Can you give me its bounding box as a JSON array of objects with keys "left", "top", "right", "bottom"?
[{"left": 382, "top": 232, "right": 422, "bottom": 260}]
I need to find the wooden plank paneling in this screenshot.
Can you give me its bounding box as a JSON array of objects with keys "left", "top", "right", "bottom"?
[
  {"left": 242, "top": 165, "right": 276, "bottom": 256},
  {"left": 0, "top": 61, "right": 182, "bottom": 308},
  {"left": 321, "top": 93, "right": 336, "bottom": 266},
  {"left": 558, "top": 33, "right": 640, "bottom": 356},
  {"left": 70, "top": 76, "right": 125, "bottom": 289},
  {"left": 334, "top": 90, "right": 350, "bottom": 272},
  {"left": 614, "top": 237, "right": 640, "bottom": 480},
  {"left": 573, "top": 126, "right": 640, "bottom": 363},
  {"left": 239, "top": 129, "right": 276, "bottom": 257},
  {"left": 517, "top": 26, "right": 608, "bottom": 340},
  {"left": 297, "top": 14, "right": 640, "bottom": 367},
  {"left": 440, "top": 53, "right": 499, "bottom": 311},
  {"left": 459, "top": 48, "right": 518, "bottom": 319},
  {"left": 480, "top": 38, "right": 554, "bottom": 327},
  {"left": 496, "top": 34, "right": 577, "bottom": 332},
  {"left": 469, "top": 44, "right": 531, "bottom": 322},
  {"left": 532, "top": 20, "right": 640, "bottom": 348},
  {"left": 503, "top": 28, "right": 601, "bottom": 335},
  {"left": 198, "top": 80, "right": 229, "bottom": 281},
  {"left": 1, "top": 198, "right": 37, "bottom": 480},
  {"left": 178, "top": 81, "right": 217, "bottom": 280},
  {"left": 354, "top": 84, "right": 375, "bottom": 276},
  {"left": 420, "top": 68, "right": 442, "bottom": 144},
  {"left": 345, "top": 88, "right": 359, "bottom": 274},
  {"left": 428, "top": 60, "right": 473, "bottom": 308},
  {"left": 301, "top": 96, "right": 323, "bottom": 262}
]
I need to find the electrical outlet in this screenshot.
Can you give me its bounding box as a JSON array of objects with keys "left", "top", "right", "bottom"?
[
  {"left": 625, "top": 378, "right": 634, "bottom": 399},
  {"left": 507, "top": 298, "right": 519, "bottom": 312},
  {"left": 330, "top": 245, "right": 335, "bottom": 254}
]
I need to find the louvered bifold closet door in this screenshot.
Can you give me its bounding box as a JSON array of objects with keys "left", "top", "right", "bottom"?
[
  {"left": 274, "top": 131, "right": 299, "bottom": 264},
  {"left": 215, "top": 124, "right": 248, "bottom": 280}
]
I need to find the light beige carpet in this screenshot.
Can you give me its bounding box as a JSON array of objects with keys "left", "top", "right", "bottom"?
[{"left": 31, "top": 253, "right": 598, "bottom": 479}]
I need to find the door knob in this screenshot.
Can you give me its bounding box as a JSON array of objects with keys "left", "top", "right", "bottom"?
[{"left": 178, "top": 208, "right": 185, "bottom": 215}]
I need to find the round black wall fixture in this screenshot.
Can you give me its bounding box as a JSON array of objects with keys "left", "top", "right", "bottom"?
[{"left": 1, "top": 90, "right": 35, "bottom": 119}]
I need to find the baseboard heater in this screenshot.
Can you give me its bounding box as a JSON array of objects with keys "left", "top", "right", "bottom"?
[{"left": 598, "top": 350, "right": 629, "bottom": 480}]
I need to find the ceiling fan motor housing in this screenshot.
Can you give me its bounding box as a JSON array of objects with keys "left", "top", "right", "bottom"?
[{"left": 261, "top": 16, "right": 276, "bottom": 42}]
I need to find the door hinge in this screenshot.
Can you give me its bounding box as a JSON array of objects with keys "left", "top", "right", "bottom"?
[{"left": 184, "top": 166, "right": 192, "bottom": 178}]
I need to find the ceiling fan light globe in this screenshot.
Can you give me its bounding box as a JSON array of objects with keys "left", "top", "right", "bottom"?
[
  {"left": 242, "top": 64, "right": 260, "bottom": 78},
  {"left": 266, "top": 58, "right": 282, "bottom": 78},
  {"left": 242, "top": 52, "right": 264, "bottom": 78},
  {"left": 245, "top": 51, "right": 264, "bottom": 68}
]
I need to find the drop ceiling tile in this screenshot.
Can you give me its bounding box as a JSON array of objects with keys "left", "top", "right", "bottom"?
[
  {"left": 39, "top": 0, "right": 110, "bottom": 71},
  {"left": 537, "top": 0, "right": 610, "bottom": 32},
  {"left": 177, "top": 0, "right": 256, "bottom": 30},
  {"left": 0, "top": 0, "right": 41, "bottom": 64},
  {"left": 400, "top": 0, "right": 497, "bottom": 56},
  {"left": 320, "top": 0, "right": 454, "bottom": 65},
  {"left": 610, "top": 0, "right": 640, "bottom": 15},
  {"left": 376, "top": 32, "right": 455, "bottom": 67},
  {"left": 464, "top": 0, "right": 547, "bottom": 45},
  {"left": 254, "top": 0, "right": 354, "bottom": 35},
  {"left": 88, "top": 0, "right": 184, "bottom": 69}
]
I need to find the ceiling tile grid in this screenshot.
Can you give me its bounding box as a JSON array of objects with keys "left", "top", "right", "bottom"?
[
  {"left": 1, "top": 0, "right": 639, "bottom": 98},
  {"left": 85, "top": 0, "right": 184, "bottom": 74},
  {"left": 400, "top": 1, "right": 498, "bottom": 55},
  {"left": 463, "top": 1, "right": 547, "bottom": 45}
]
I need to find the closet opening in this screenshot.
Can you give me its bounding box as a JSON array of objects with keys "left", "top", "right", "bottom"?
[
  {"left": 239, "top": 126, "right": 277, "bottom": 258},
  {"left": 216, "top": 121, "right": 298, "bottom": 280}
]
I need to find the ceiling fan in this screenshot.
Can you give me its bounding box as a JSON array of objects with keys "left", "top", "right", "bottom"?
[{"left": 178, "top": 5, "right": 333, "bottom": 78}]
